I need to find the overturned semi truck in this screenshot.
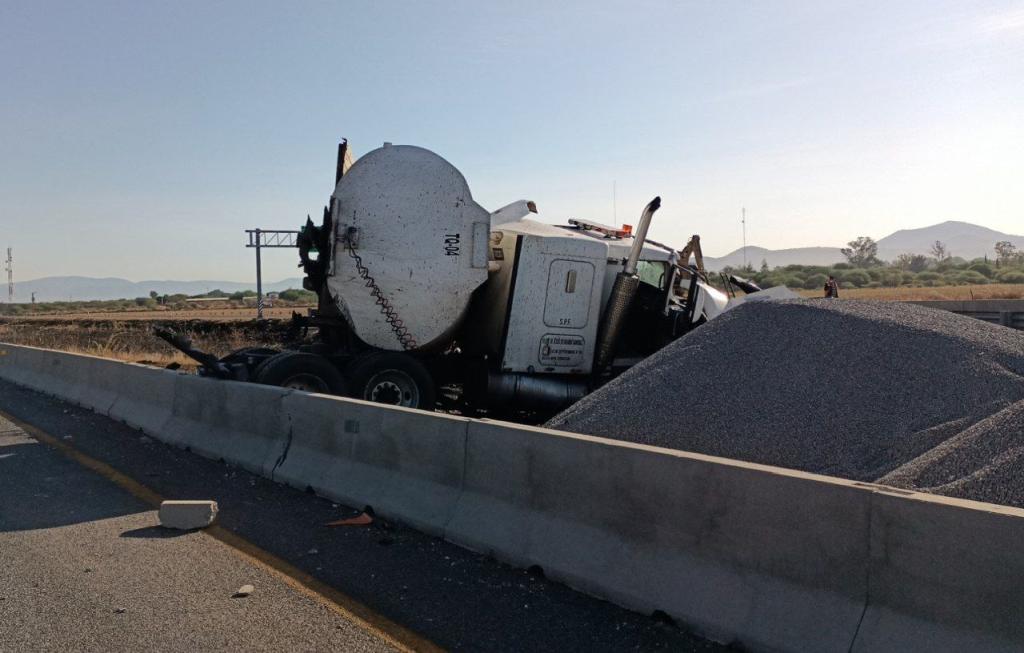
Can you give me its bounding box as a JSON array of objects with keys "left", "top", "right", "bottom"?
[{"left": 158, "top": 140, "right": 781, "bottom": 416}]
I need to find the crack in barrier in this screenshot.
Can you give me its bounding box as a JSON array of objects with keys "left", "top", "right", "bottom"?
[
  {"left": 105, "top": 393, "right": 118, "bottom": 418},
  {"left": 847, "top": 490, "right": 875, "bottom": 653},
  {"left": 440, "top": 420, "right": 471, "bottom": 541},
  {"left": 270, "top": 395, "right": 295, "bottom": 481}
]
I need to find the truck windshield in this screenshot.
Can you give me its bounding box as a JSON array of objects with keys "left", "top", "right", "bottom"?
[{"left": 636, "top": 260, "right": 668, "bottom": 290}]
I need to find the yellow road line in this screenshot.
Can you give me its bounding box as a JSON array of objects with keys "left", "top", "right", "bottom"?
[{"left": 1, "top": 409, "right": 444, "bottom": 653}]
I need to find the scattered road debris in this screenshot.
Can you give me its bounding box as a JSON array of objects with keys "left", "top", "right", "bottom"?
[
  {"left": 232, "top": 584, "right": 254, "bottom": 598},
  {"left": 158, "top": 500, "right": 218, "bottom": 530},
  {"left": 326, "top": 512, "right": 374, "bottom": 527}
]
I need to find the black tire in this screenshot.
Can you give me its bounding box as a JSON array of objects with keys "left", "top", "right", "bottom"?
[
  {"left": 346, "top": 352, "right": 436, "bottom": 410},
  {"left": 221, "top": 347, "right": 280, "bottom": 366},
  {"left": 255, "top": 352, "right": 347, "bottom": 395},
  {"left": 227, "top": 347, "right": 280, "bottom": 358}
]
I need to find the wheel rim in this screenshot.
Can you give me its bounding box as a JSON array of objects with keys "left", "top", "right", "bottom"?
[
  {"left": 365, "top": 369, "right": 420, "bottom": 407},
  {"left": 281, "top": 373, "right": 329, "bottom": 393}
]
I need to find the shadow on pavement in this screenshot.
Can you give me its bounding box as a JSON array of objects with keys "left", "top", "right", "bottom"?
[
  {"left": 120, "top": 525, "right": 189, "bottom": 539},
  {"left": 0, "top": 437, "right": 148, "bottom": 532}
]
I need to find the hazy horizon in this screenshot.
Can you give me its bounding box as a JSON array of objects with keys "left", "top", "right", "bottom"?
[
  {"left": 14, "top": 216, "right": 1023, "bottom": 287},
  {"left": 3, "top": 1, "right": 1023, "bottom": 283}
]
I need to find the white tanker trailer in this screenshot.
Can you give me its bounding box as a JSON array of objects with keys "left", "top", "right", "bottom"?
[{"left": 158, "top": 140, "right": 777, "bottom": 417}]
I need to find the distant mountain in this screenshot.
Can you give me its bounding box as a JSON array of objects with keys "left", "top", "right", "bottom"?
[
  {"left": 9, "top": 276, "right": 304, "bottom": 303},
  {"left": 875, "top": 221, "right": 1024, "bottom": 262},
  {"left": 8, "top": 222, "right": 1023, "bottom": 300},
  {"left": 703, "top": 246, "right": 845, "bottom": 271},
  {"left": 704, "top": 220, "right": 1023, "bottom": 271}
]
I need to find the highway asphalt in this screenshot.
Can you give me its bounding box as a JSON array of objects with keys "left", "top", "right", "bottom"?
[
  {"left": 0, "top": 379, "right": 724, "bottom": 652},
  {"left": 0, "top": 413, "right": 397, "bottom": 652}
]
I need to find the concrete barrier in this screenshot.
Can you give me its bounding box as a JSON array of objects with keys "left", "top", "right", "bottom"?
[
  {"left": 276, "top": 392, "right": 468, "bottom": 535},
  {"left": 911, "top": 299, "right": 1024, "bottom": 331},
  {"left": 0, "top": 343, "right": 289, "bottom": 476},
  {"left": 160, "top": 374, "right": 292, "bottom": 477},
  {"left": 0, "top": 344, "right": 48, "bottom": 390},
  {"left": 909, "top": 299, "right": 1024, "bottom": 313},
  {"left": 445, "top": 419, "right": 871, "bottom": 651},
  {"left": 0, "top": 344, "right": 137, "bottom": 411},
  {"left": 852, "top": 489, "right": 1024, "bottom": 652},
  {"left": 3, "top": 341, "right": 1024, "bottom": 651},
  {"left": 105, "top": 363, "right": 179, "bottom": 434}
]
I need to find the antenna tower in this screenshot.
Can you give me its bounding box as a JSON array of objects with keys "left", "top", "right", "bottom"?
[
  {"left": 741, "top": 208, "right": 747, "bottom": 269},
  {"left": 613, "top": 180, "right": 617, "bottom": 223},
  {"left": 4, "top": 248, "right": 11, "bottom": 303}
]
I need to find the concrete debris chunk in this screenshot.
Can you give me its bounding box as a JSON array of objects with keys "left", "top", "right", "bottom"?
[
  {"left": 158, "top": 500, "right": 218, "bottom": 530},
  {"left": 233, "top": 584, "right": 254, "bottom": 598},
  {"left": 548, "top": 299, "right": 1024, "bottom": 507}
]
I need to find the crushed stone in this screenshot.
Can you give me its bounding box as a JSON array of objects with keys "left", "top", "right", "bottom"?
[{"left": 548, "top": 300, "right": 1024, "bottom": 506}]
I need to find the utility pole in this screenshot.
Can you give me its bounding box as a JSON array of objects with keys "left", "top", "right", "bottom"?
[
  {"left": 741, "top": 208, "right": 747, "bottom": 270},
  {"left": 245, "top": 229, "right": 299, "bottom": 319},
  {"left": 254, "top": 230, "right": 262, "bottom": 318},
  {"left": 613, "top": 180, "right": 617, "bottom": 223},
  {"left": 5, "top": 248, "right": 12, "bottom": 303}
]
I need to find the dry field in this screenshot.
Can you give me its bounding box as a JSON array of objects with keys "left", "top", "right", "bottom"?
[
  {"left": 3, "top": 285, "right": 1020, "bottom": 370},
  {"left": 794, "top": 283, "right": 1024, "bottom": 301},
  {"left": 0, "top": 318, "right": 290, "bottom": 369},
  {"left": 6, "top": 305, "right": 312, "bottom": 322}
]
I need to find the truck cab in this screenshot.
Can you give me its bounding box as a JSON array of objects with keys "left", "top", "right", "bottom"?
[{"left": 464, "top": 202, "right": 714, "bottom": 376}]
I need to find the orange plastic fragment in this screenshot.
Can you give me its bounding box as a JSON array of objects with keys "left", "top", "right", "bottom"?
[{"left": 325, "top": 512, "right": 374, "bottom": 527}]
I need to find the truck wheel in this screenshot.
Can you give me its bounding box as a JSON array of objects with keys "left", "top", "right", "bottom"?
[
  {"left": 226, "top": 347, "right": 280, "bottom": 358},
  {"left": 221, "top": 347, "right": 279, "bottom": 366},
  {"left": 347, "top": 352, "right": 436, "bottom": 410},
  {"left": 255, "top": 352, "right": 347, "bottom": 395}
]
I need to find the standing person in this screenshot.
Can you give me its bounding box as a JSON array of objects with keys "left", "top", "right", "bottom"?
[{"left": 824, "top": 275, "right": 839, "bottom": 299}]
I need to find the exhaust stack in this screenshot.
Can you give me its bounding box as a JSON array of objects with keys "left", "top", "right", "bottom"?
[
  {"left": 593, "top": 196, "right": 661, "bottom": 373},
  {"left": 335, "top": 139, "right": 352, "bottom": 185}
]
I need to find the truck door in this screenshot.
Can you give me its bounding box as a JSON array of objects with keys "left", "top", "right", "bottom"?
[{"left": 543, "top": 259, "right": 595, "bottom": 329}]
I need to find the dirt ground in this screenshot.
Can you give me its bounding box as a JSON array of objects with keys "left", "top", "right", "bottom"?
[
  {"left": 3, "top": 286, "right": 1020, "bottom": 370},
  {"left": 794, "top": 283, "right": 1024, "bottom": 301},
  {"left": 0, "top": 318, "right": 292, "bottom": 369},
  {"left": 5, "top": 306, "right": 310, "bottom": 322}
]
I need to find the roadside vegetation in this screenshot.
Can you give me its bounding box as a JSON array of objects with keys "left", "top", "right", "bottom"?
[
  {"left": 0, "top": 288, "right": 317, "bottom": 317},
  {"left": 0, "top": 319, "right": 287, "bottom": 369},
  {"left": 718, "top": 238, "right": 1024, "bottom": 296},
  {"left": 792, "top": 284, "right": 1024, "bottom": 301}
]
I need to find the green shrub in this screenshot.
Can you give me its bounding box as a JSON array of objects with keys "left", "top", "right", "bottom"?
[
  {"left": 278, "top": 288, "right": 317, "bottom": 302},
  {"left": 996, "top": 270, "right": 1024, "bottom": 284},
  {"left": 803, "top": 273, "right": 828, "bottom": 290},
  {"left": 969, "top": 262, "right": 994, "bottom": 278},
  {"left": 954, "top": 270, "right": 988, "bottom": 285},
  {"left": 229, "top": 290, "right": 257, "bottom": 301},
  {"left": 840, "top": 270, "right": 871, "bottom": 287}
]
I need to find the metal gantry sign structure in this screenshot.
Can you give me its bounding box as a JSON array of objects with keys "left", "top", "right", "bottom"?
[{"left": 245, "top": 229, "right": 299, "bottom": 318}]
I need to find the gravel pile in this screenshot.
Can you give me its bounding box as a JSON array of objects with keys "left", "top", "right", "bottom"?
[
  {"left": 547, "top": 300, "right": 1024, "bottom": 505},
  {"left": 877, "top": 398, "right": 1024, "bottom": 506}
]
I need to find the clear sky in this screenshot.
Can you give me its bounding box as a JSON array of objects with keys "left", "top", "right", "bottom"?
[{"left": 2, "top": 1, "right": 1023, "bottom": 283}]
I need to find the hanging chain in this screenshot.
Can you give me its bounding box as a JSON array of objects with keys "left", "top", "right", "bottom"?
[{"left": 344, "top": 240, "right": 418, "bottom": 350}]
